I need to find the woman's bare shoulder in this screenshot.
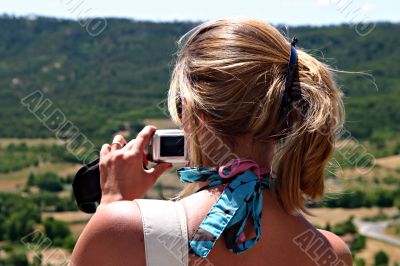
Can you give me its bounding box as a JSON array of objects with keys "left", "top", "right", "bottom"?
[
  {"left": 70, "top": 200, "right": 145, "bottom": 266},
  {"left": 317, "top": 229, "right": 353, "bottom": 265}
]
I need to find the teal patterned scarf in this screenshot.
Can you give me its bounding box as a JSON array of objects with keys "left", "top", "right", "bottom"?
[{"left": 177, "top": 158, "right": 274, "bottom": 258}]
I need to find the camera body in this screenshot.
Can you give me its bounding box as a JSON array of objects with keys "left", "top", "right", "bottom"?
[{"left": 147, "top": 129, "right": 187, "bottom": 163}]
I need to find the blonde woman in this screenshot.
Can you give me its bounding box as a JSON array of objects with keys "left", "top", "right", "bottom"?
[{"left": 71, "top": 17, "right": 352, "bottom": 266}]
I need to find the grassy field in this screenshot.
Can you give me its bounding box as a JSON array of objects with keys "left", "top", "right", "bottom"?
[
  {"left": 42, "top": 211, "right": 92, "bottom": 224},
  {"left": 376, "top": 155, "right": 400, "bottom": 170},
  {"left": 357, "top": 238, "right": 400, "bottom": 265},
  {"left": 0, "top": 138, "right": 64, "bottom": 147},
  {"left": 0, "top": 138, "right": 80, "bottom": 186},
  {"left": 1, "top": 131, "right": 399, "bottom": 265},
  {"left": 305, "top": 207, "right": 398, "bottom": 227},
  {"left": 0, "top": 162, "right": 80, "bottom": 180},
  {"left": 0, "top": 162, "right": 80, "bottom": 192},
  {"left": 143, "top": 118, "right": 177, "bottom": 129},
  {"left": 329, "top": 155, "right": 400, "bottom": 194}
]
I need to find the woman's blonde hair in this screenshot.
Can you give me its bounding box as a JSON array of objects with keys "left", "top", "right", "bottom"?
[{"left": 168, "top": 17, "right": 344, "bottom": 214}]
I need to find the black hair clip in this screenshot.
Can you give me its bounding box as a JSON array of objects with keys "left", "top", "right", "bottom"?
[
  {"left": 280, "top": 36, "right": 299, "bottom": 120},
  {"left": 290, "top": 37, "right": 298, "bottom": 47}
]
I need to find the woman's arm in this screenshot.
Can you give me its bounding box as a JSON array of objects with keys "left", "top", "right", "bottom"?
[
  {"left": 71, "top": 125, "right": 172, "bottom": 265},
  {"left": 70, "top": 201, "right": 145, "bottom": 266}
]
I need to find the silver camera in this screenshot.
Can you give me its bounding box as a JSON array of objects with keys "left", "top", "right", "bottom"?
[{"left": 147, "top": 129, "right": 187, "bottom": 163}]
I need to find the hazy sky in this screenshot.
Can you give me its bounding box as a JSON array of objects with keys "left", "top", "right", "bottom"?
[{"left": 0, "top": 0, "right": 398, "bottom": 25}]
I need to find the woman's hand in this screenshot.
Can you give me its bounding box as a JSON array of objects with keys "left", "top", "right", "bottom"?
[{"left": 98, "top": 125, "right": 172, "bottom": 207}]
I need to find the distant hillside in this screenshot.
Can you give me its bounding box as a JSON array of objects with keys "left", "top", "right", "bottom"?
[{"left": 0, "top": 16, "right": 399, "bottom": 149}]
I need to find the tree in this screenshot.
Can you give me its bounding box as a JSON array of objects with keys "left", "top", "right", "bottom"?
[
  {"left": 332, "top": 216, "right": 357, "bottom": 236},
  {"left": 394, "top": 194, "right": 400, "bottom": 210},
  {"left": 36, "top": 172, "right": 63, "bottom": 192},
  {"left": 43, "top": 217, "right": 73, "bottom": 247},
  {"left": 325, "top": 222, "right": 331, "bottom": 232},
  {"left": 27, "top": 172, "right": 35, "bottom": 186},
  {"left": 0, "top": 193, "right": 41, "bottom": 241},
  {"left": 354, "top": 257, "right": 366, "bottom": 266},
  {"left": 4, "top": 207, "right": 40, "bottom": 241},
  {"left": 374, "top": 250, "right": 389, "bottom": 266},
  {"left": 351, "top": 235, "right": 366, "bottom": 252},
  {"left": 7, "top": 250, "right": 28, "bottom": 266}
]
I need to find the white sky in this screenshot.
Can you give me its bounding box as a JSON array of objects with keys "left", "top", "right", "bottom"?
[{"left": 0, "top": 0, "right": 398, "bottom": 25}]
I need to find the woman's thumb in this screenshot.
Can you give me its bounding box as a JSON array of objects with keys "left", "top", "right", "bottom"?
[{"left": 145, "top": 163, "right": 173, "bottom": 181}]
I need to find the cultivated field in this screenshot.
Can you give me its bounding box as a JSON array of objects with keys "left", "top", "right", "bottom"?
[
  {"left": 0, "top": 162, "right": 80, "bottom": 192},
  {"left": 305, "top": 207, "right": 398, "bottom": 227},
  {"left": 1, "top": 130, "right": 399, "bottom": 265},
  {"left": 357, "top": 238, "right": 400, "bottom": 265},
  {"left": 0, "top": 138, "right": 64, "bottom": 147}
]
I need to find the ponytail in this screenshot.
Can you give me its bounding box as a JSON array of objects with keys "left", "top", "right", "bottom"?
[{"left": 274, "top": 50, "right": 344, "bottom": 215}]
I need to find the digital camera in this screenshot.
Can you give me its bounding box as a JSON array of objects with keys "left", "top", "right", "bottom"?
[{"left": 147, "top": 129, "right": 186, "bottom": 163}]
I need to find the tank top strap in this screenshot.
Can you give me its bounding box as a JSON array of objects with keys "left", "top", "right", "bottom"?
[{"left": 135, "top": 199, "right": 188, "bottom": 266}]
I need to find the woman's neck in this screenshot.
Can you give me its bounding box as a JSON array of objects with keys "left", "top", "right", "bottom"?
[
  {"left": 202, "top": 135, "right": 275, "bottom": 170},
  {"left": 196, "top": 135, "right": 276, "bottom": 188},
  {"left": 233, "top": 137, "right": 275, "bottom": 171}
]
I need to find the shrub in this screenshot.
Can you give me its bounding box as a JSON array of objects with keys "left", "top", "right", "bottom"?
[
  {"left": 332, "top": 216, "right": 357, "bottom": 236},
  {"left": 44, "top": 217, "right": 71, "bottom": 241},
  {"left": 374, "top": 250, "right": 389, "bottom": 266},
  {"left": 351, "top": 235, "right": 366, "bottom": 252},
  {"left": 36, "top": 172, "right": 63, "bottom": 192}
]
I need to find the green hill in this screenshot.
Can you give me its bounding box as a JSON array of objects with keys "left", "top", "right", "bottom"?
[{"left": 0, "top": 16, "right": 399, "bottom": 150}]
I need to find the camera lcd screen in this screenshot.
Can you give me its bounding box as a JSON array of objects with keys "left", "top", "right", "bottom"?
[{"left": 160, "top": 136, "right": 184, "bottom": 157}]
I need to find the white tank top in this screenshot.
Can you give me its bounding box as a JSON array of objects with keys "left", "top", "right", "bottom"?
[{"left": 135, "top": 199, "right": 189, "bottom": 266}]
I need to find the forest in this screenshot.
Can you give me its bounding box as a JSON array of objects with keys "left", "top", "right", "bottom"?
[{"left": 0, "top": 16, "right": 399, "bottom": 150}]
